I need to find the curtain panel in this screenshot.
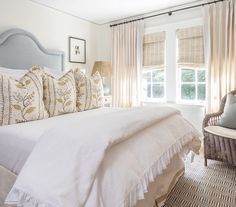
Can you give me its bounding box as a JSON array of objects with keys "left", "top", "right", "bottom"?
[
  {"left": 177, "top": 26, "right": 205, "bottom": 68},
  {"left": 203, "top": 0, "right": 236, "bottom": 112},
  {"left": 111, "top": 21, "right": 144, "bottom": 107},
  {"left": 143, "top": 31, "right": 166, "bottom": 69}
]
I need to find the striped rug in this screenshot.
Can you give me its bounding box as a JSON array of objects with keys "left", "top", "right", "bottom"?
[{"left": 163, "top": 156, "right": 236, "bottom": 207}]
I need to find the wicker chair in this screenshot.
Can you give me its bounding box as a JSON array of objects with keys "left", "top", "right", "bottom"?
[{"left": 203, "top": 90, "right": 236, "bottom": 167}]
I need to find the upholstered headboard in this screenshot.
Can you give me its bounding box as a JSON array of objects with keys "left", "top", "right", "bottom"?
[{"left": 0, "top": 29, "right": 64, "bottom": 71}]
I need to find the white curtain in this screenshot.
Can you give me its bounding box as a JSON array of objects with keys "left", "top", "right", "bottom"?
[
  {"left": 203, "top": 0, "right": 236, "bottom": 113},
  {"left": 111, "top": 21, "right": 144, "bottom": 107}
]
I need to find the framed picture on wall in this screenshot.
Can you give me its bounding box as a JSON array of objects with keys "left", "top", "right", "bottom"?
[{"left": 69, "top": 37, "right": 86, "bottom": 64}]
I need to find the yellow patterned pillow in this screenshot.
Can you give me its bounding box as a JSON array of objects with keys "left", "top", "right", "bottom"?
[
  {"left": 74, "top": 69, "right": 104, "bottom": 111},
  {"left": 43, "top": 70, "right": 77, "bottom": 117},
  {"left": 0, "top": 66, "right": 49, "bottom": 126}
]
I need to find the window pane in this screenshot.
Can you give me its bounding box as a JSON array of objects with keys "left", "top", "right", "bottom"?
[
  {"left": 152, "top": 70, "right": 164, "bottom": 82},
  {"left": 147, "top": 84, "right": 151, "bottom": 98},
  {"left": 198, "top": 84, "right": 206, "bottom": 100},
  {"left": 142, "top": 83, "right": 147, "bottom": 99},
  {"left": 152, "top": 84, "right": 164, "bottom": 98},
  {"left": 181, "top": 69, "right": 195, "bottom": 82},
  {"left": 142, "top": 72, "right": 151, "bottom": 82},
  {"left": 181, "top": 84, "right": 195, "bottom": 100},
  {"left": 197, "top": 70, "right": 206, "bottom": 82}
]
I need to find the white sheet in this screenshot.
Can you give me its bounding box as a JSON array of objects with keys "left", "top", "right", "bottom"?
[
  {"left": 0, "top": 108, "right": 120, "bottom": 174},
  {"left": 4, "top": 106, "right": 201, "bottom": 207}
]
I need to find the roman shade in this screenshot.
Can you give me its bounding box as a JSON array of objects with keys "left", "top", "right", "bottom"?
[
  {"left": 143, "top": 32, "right": 166, "bottom": 69},
  {"left": 177, "top": 26, "right": 205, "bottom": 68}
]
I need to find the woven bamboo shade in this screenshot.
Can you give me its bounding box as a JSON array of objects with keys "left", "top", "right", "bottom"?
[
  {"left": 177, "top": 26, "right": 205, "bottom": 68},
  {"left": 143, "top": 31, "right": 166, "bottom": 69}
]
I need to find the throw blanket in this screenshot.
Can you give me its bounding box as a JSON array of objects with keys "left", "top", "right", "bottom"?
[{"left": 6, "top": 106, "right": 191, "bottom": 207}]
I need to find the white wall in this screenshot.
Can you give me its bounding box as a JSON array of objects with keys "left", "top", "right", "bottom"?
[
  {"left": 0, "top": 0, "right": 101, "bottom": 72},
  {"left": 96, "top": 24, "right": 112, "bottom": 62}
]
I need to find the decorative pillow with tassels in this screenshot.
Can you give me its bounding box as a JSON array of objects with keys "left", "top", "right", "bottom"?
[
  {"left": 43, "top": 70, "right": 77, "bottom": 117},
  {"left": 74, "top": 69, "right": 104, "bottom": 111},
  {"left": 0, "top": 66, "right": 49, "bottom": 126}
]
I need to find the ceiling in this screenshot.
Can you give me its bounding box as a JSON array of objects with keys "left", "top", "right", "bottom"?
[{"left": 31, "top": 0, "right": 202, "bottom": 25}]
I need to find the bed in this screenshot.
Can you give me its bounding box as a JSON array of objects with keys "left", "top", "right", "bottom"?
[{"left": 0, "top": 29, "right": 201, "bottom": 207}]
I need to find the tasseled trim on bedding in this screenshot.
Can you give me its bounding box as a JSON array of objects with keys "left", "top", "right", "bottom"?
[{"left": 5, "top": 130, "right": 199, "bottom": 207}]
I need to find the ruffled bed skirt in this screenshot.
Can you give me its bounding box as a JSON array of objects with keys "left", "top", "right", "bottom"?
[{"left": 1, "top": 154, "right": 185, "bottom": 207}]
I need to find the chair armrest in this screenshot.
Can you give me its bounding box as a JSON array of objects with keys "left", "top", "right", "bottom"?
[{"left": 202, "top": 111, "right": 223, "bottom": 131}]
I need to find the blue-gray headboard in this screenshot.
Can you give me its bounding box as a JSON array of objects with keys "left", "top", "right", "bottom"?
[{"left": 0, "top": 29, "right": 64, "bottom": 71}]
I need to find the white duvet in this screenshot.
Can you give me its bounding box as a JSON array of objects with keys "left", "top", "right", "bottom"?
[{"left": 4, "top": 106, "right": 201, "bottom": 207}]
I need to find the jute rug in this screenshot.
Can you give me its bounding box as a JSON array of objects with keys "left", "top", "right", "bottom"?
[{"left": 163, "top": 156, "right": 236, "bottom": 207}]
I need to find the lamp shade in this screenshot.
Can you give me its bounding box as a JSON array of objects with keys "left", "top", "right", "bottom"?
[{"left": 92, "top": 61, "right": 112, "bottom": 77}]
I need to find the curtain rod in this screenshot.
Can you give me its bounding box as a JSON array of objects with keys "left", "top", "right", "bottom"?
[{"left": 110, "top": 0, "right": 224, "bottom": 27}]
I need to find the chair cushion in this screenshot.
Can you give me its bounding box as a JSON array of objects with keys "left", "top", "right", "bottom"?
[
  {"left": 205, "top": 126, "right": 236, "bottom": 140},
  {"left": 218, "top": 94, "right": 236, "bottom": 129}
]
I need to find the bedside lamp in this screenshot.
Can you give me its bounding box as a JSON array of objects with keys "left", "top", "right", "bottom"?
[{"left": 92, "top": 61, "right": 112, "bottom": 95}]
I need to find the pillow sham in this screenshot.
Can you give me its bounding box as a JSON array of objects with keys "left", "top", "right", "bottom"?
[
  {"left": 218, "top": 94, "right": 236, "bottom": 129},
  {"left": 43, "top": 70, "right": 77, "bottom": 117},
  {"left": 74, "top": 69, "right": 104, "bottom": 111},
  {"left": 0, "top": 66, "right": 27, "bottom": 79},
  {"left": 0, "top": 66, "right": 48, "bottom": 126},
  {"left": 43, "top": 67, "right": 64, "bottom": 79}
]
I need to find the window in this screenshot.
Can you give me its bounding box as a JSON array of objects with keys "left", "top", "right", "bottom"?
[
  {"left": 142, "top": 21, "right": 206, "bottom": 105},
  {"left": 142, "top": 69, "right": 165, "bottom": 100},
  {"left": 142, "top": 32, "right": 166, "bottom": 101},
  {"left": 177, "top": 26, "right": 206, "bottom": 103},
  {"left": 180, "top": 68, "right": 206, "bottom": 103}
]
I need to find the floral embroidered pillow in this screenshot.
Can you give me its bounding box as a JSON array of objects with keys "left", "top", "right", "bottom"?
[
  {"left": 0, "top": 66, "right": 49, "bottom": 126},
  {"left": 43, "top": 70, "right": 77, "bottom": 117},
  {"left": 74, "top": 69, "right": 104, "bottom": 111}
]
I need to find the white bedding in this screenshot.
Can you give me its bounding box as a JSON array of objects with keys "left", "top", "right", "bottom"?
[
  {"left": 3, "top": 106, "right": 201, "bottom": 207},
  {"left": 0, "top": 108, "right": 119, "bottom": 174}
]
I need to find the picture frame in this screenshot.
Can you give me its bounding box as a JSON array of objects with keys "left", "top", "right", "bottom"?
[{"left": 69, "top": 37, "right": 86, "bottom": 64}]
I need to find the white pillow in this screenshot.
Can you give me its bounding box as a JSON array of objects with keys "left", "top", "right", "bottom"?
[
  {"left": 43, "top": 67, "right": 64, "bottom": 78},
  {"left": 0, "top": 67, "right": 27, "bottom": 79},
  {"left": 0, "top": 66, "right": 65, "bottom": 79}
]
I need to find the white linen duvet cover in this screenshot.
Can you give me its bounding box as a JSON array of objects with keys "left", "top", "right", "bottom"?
[{"left": 1, "top": 107, "right": 201, "bottom": 207}]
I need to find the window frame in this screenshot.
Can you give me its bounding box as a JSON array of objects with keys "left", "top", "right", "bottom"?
[
  {"left": 142, "top": 18, "right": 205, "bottom": 105},
  {"left": 142, "top": 67, "right": 166, "bottom": 102},
  {"left": 177, "top": 67, "right": 207, "bottom": 105}
]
